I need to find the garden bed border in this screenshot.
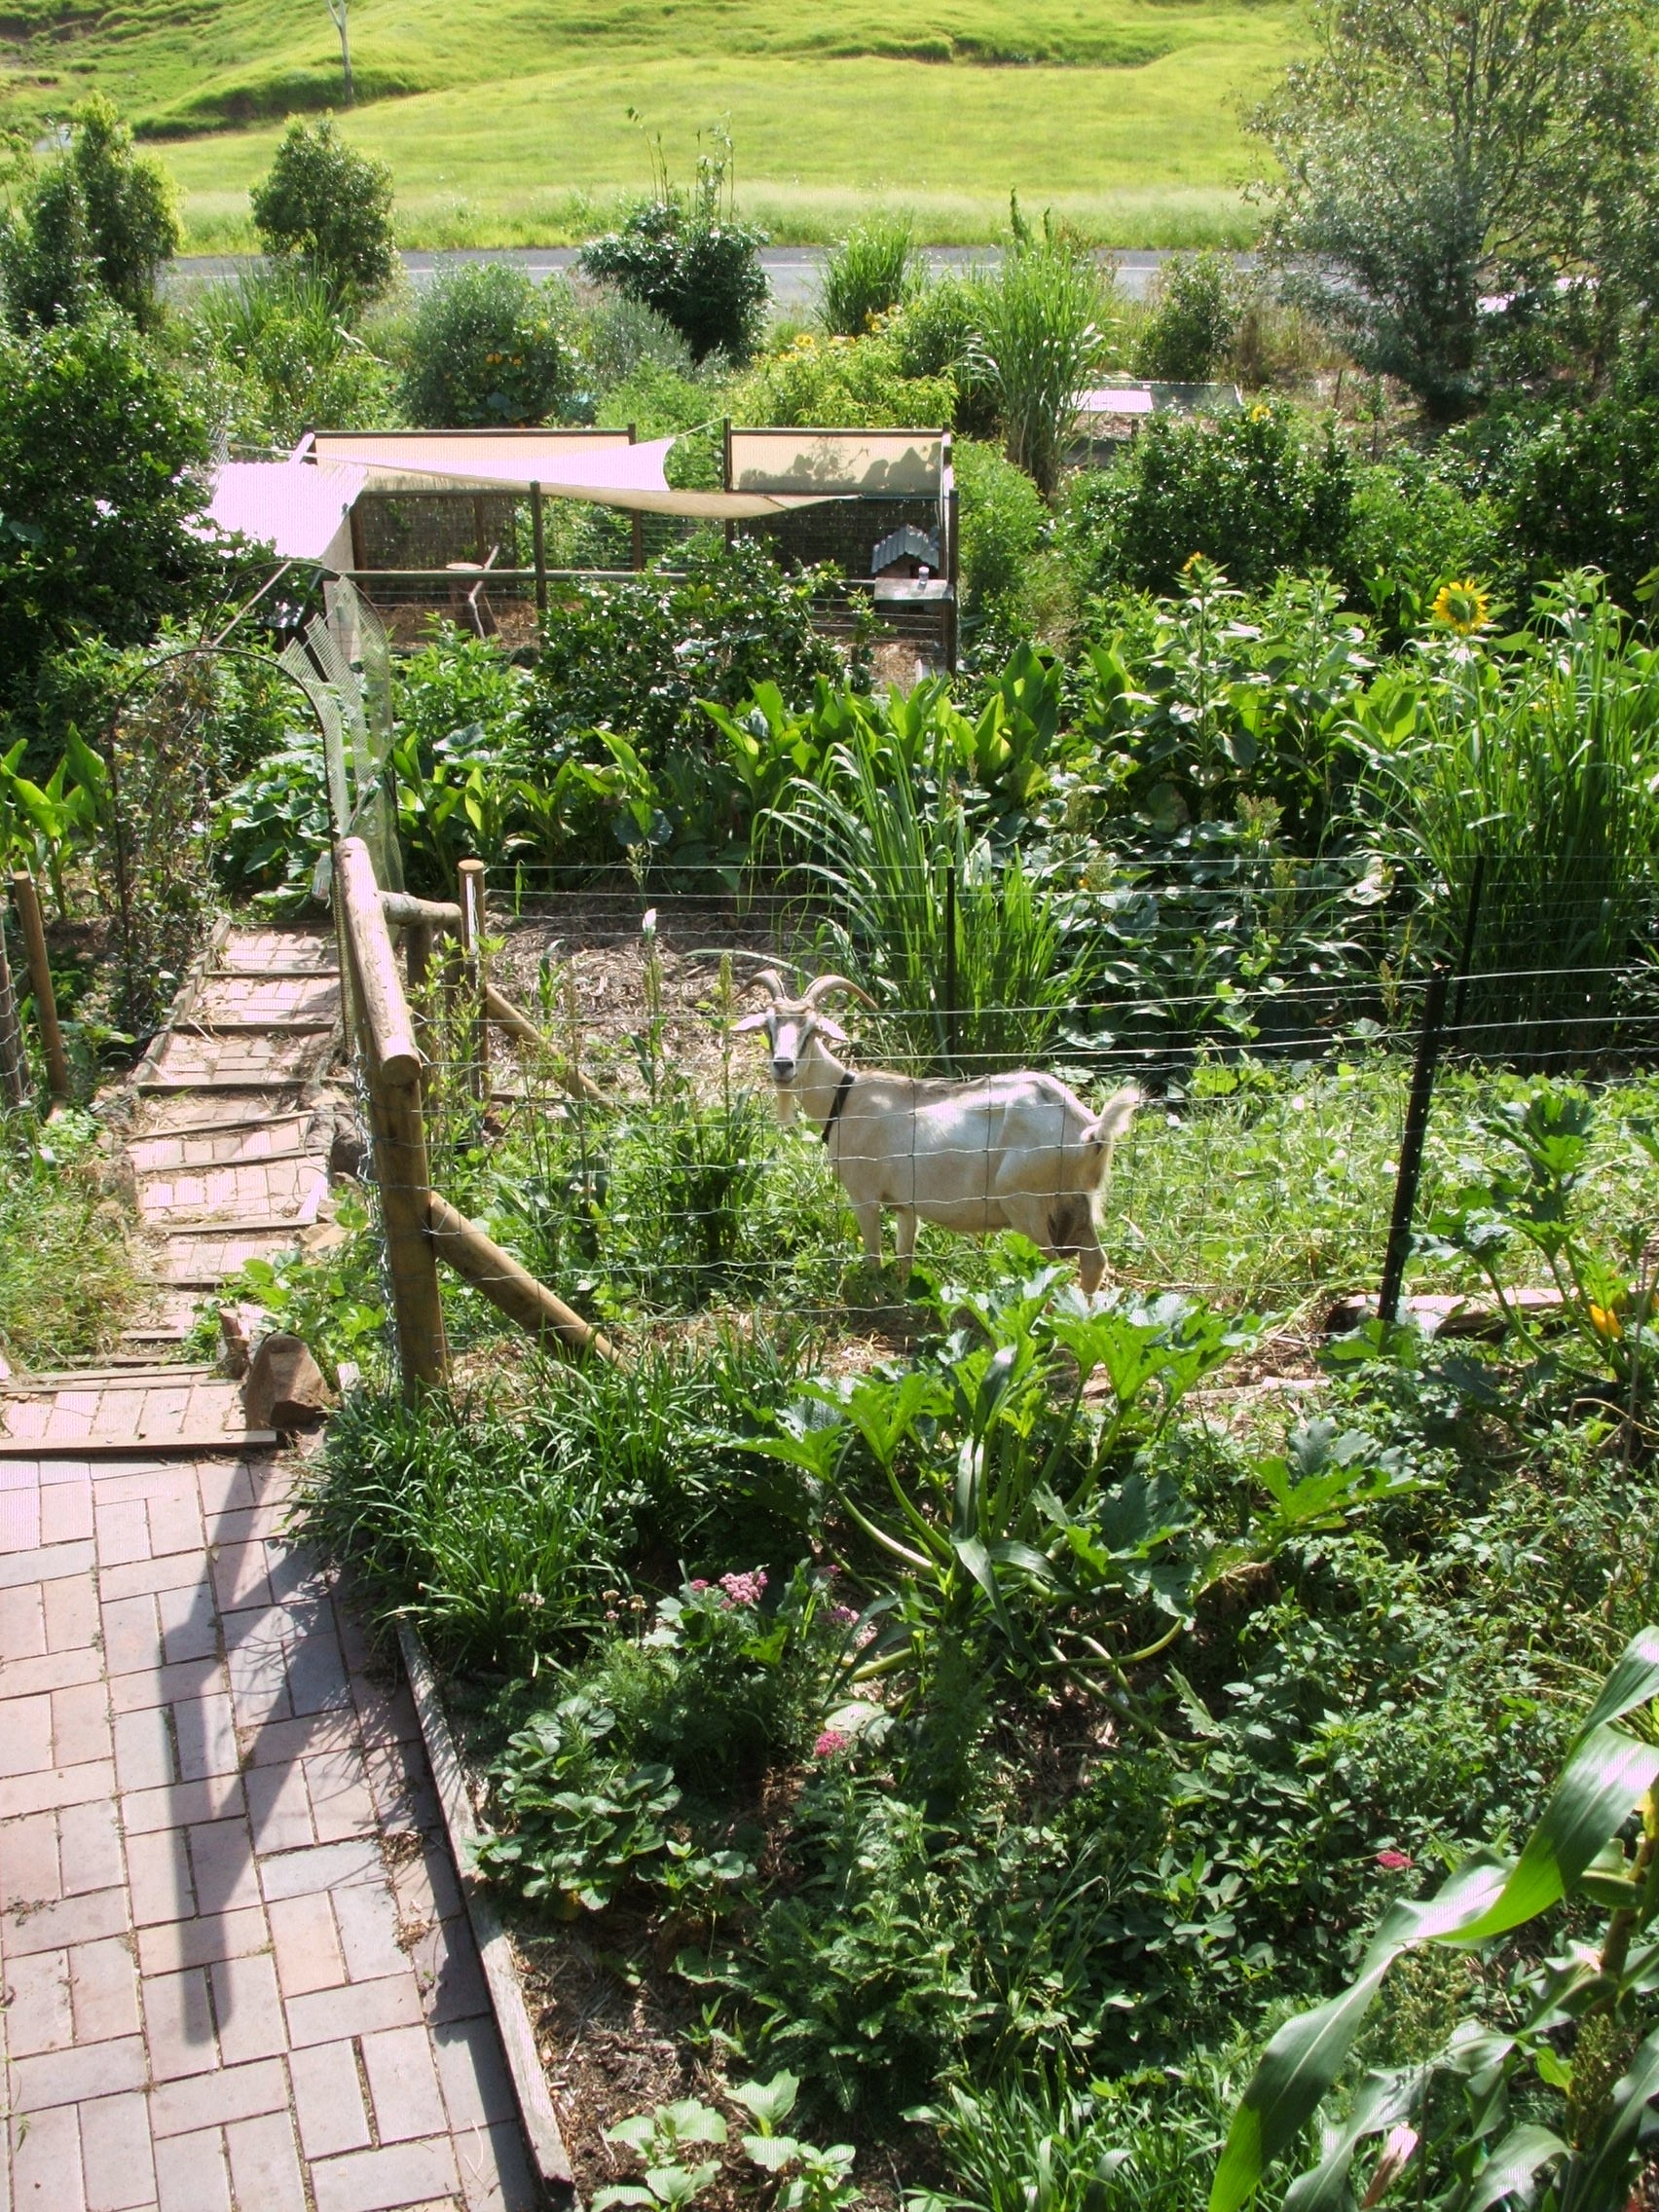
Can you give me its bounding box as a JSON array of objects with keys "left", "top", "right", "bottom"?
[{"left": 397, "top": 1618, "right": 577, "bottom": 2206}]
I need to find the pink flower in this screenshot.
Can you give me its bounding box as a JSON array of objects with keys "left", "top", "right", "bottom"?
[
  {"left": 829, "top": 1604, "right": 860, "bottom": 1627},
  {"left": 813, "top": 1729, "right": 851, "bottom": 1759},
  {"left": 719, "top": 1569, "right": 768, "bottom": 1607},
  {"left": 688, "top": 1579, "right": 710, "bottom": 1592},
  {"left": 1376, "top": 1850, "right": 1414, "bottom": 1871}
]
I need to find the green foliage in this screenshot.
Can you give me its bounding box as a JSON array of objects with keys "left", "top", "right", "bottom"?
[
  {"left": 0, "top": 1108, "right": 139, "bottom": 1365},
  {"left": 0, "top": 95, "right": 177, "bottom": 332},
  {"left": 817, "top": 215, "right": 920, "bottom": 337},
  {"left": 954, "top": 439, "right": 1047, "bottom": 628},
  {"left": 1348, "top": 574, "right": 1659, "bottom": 1058},
  {"left": 1210, "top": 1626, "right": 1659, "bottom": 2212},
  {"left": 579, "top": 135, "right": 768, "bottom": 364},
  {"left": 399, "top": 262, "right": 571, "bottom": 426},
  {"left": 1421, "top": 1080, "right": 1658, "bottom": 1416},
  {"left": 1071, "top": 403, "right": 1354, "bottom": 596},
  {"left": 1135, "top": 249, "right": 1242, "bottom": 383},
  {"left": 731, "top": 328, "right": 953, "bottom": 430},
  {"left": 0, "top": 311, "right": 214, "bottom": 716},
  {"left": 596, "top": 2097, "right": 728, "bottom": 2210},
  {"left": 1496, "top": 372, "right": 1659, "bottom": 608},
  {"left": 528, "top": 541, "right": 846, "bottom": 758},
  {"left": 298, "top": 1384, "right": 630, "bottom": 1671},
  {"left": 219, "top": 1192, "right": 385, "bottom": 1385},
  {"left": 250, "top": 119, "right": 397, "bottom": 310},
  {"left": 189, "top": 264, "right": 396, "bottom": 447},
  {"left": 884, "top": 277, "right": 998, "bottom": 438},
  {"left": 758, "top": 1266, "right": 1254, "bottom": 1712},
  {"left": 974, "top": 207, "right": 1111, "bottom": 497},
  {"left": 1251, "top": 0, "right": 1659, "bottom": 412}
]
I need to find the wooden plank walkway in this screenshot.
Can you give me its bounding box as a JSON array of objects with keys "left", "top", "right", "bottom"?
[
  {"left": 2, "top": 926, "right": 343, "bottom": 1456},
  {"left": 0, "top": 922, "right": 543, "bottom": 2209}
]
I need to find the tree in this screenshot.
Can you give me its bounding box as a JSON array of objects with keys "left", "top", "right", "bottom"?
[
  {"left": 579, "top": 134, "right": 767, "bottom": 363},
  {"left": 1252, "top": 0, "right": 1659, "bottom": 415},
  {"left": 0, "top": 96, "right": 178, "bottom": 333},
  {"left": 0, "top": 312, "right": 217, "bottom": 715},
  {"left": 250, "top": 120, "right": 397, "bottom": 312}
]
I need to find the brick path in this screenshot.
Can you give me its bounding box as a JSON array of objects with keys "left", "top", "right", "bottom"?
[
  {"left": 0, "top": 1445, "right": 540, "bottom": 2211},
  {"left": 2, "top": 920, "right": 542, "bottom": 2210}
]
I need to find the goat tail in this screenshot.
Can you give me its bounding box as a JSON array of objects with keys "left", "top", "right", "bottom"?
[{"left": 1078, "top": 1086, "right": 1141, "bottom": 1188}]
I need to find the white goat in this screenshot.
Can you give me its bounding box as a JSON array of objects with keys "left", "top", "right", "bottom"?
[{"left": 734, "top": 971, "right": 1139, "bottom": 1289}]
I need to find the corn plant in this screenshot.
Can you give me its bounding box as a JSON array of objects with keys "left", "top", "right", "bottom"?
[{"left": 1210, "top": 1624, "right": 1659, "bottom": 2212}]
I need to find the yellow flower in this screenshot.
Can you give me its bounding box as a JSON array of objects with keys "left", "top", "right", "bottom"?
[
  {"left": 1431, "top": 579, "right": 1493, "bottom": 636},
  {"left": 1590, "top": 1303, "right": 1624, "bottom": 1340},
  {"left": 1248, "top": 402, "right": 1272, "bottom": 423}
]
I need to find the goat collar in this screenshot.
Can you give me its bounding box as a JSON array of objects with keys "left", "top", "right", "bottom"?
[{"left": 820, "top": 1071, "right": 856, "bottom": 1145}]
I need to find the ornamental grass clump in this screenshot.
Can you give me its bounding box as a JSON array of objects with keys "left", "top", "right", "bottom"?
[{"left": 973, "top": 203, "right": 1112, "bottom": 497}]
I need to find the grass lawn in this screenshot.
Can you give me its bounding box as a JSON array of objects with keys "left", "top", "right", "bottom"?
[{"left": 2, "top": 0, "right": 1293, "bottom": 245}]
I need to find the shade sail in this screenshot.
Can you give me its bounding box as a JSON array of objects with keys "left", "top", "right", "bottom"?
[
  {"left": 307, "top": 429, "right": 844, "bottom": 520},
  {"left": 206, "top": 457, "right": 366, "bottom": 564}
]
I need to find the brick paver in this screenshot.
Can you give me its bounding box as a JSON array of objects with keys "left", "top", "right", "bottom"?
[
  {"left": 0, "top": 1447, "right": 538, "bottom": 2210},
  {"left": 3, "top": 925, "right": 543, "bottom": 2206}
]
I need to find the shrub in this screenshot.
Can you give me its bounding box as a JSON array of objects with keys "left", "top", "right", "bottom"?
[
  {"left": 61, "top": 96, "right": 178, "bottom": 327},
  {"left": 190, "top": 265, "right": 396, "bottom": 448},
  {"left": 577, "top": 288, "right": 694, "bottom": 388},
  {"left": 0, "top": 312, "right": 214, "bottom": 716},
  {"left": 974, "top": 212, "right": 1111, "bottom": 497},
  {"left": 527, "top": 540, "right": 844, "bottom": 756},
  {"left": 731, "top": 330, "right": 953, "bottom": 429},
  {"left": 399, "top": 263, "right": 571, "bottom": 426},
  {"left": 0, "top": 95, "right": 177, "bottom": 333},
  {"left": 250, "top": 119, "right": 397, "bottom": 310},
  {"left": 579, "top": 135, "right": 768, "bottom": 363},
  {"left": 953, "top": 438, "right": 1047, "bottom": 625},
  {"left": 1072, "top": 403, "right": 1354, "bottom": 595},
  {"left": 1135, "top": 248, "right": 1241, "bottom": 382},
  {"left": 817, "top": 215, "right": 919, "bottom": 336},
  {"left": 1342, "top": 452, "right": 1504, "bottom": 633},
  {"left": 883, "top": 275, "right": 1000, "bottom": 430},
  {"left": 1494, "top": 376, "right": 1659, "bottom": 606}
]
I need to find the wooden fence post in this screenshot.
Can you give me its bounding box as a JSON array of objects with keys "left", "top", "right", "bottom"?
[
  {"left": 0, "top": 917, "right": 28, "bottom": 1111},
  {"left": 336, "top": 837, "right": 449, "bottom": 1396},
  {"left": 11, "top": 871, "right": 70, "bottom": 1102},
  {"left": 458, "top": 859, "right": 489, "bottom": 1099}
]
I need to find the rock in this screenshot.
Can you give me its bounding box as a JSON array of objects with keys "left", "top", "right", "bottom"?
[{"left": 242, "top": 1333, "right": 335, "bottom": 1430}]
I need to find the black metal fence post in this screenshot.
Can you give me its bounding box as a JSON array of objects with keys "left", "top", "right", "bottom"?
[
  {"left": 1449, "top": 855, "right": 1486, "bottom": 1046},
  {"left": 941, "top": 860, "right": 959, "bottom": 1074},
  {"left": 1378, "top": 964, "right": 1451, "bottom": 1325}
]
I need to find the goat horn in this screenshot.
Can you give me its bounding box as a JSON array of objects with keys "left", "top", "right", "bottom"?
[
  {"left": 804, "top": 974, "right": 876, "bottom": 1010},
  {"left": 752, "top": 968, "right": 790, "bottom": 1002}
]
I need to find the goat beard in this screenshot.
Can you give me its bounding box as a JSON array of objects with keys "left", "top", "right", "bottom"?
[{"left": 773, "top": 1085, "right": 800, "bottom": 1126}]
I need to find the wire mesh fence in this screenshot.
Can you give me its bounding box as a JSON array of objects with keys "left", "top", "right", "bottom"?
[{"left": 327, "top": 842, "right": 1659, "bottom": 1389}]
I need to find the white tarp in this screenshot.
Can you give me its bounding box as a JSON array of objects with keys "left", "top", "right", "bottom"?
[
  {"left": 305, "top": 429, "right": 842, "bottom": 520},
  {"left": 206, "top": 457, "right": 366, "bottom": 565}
]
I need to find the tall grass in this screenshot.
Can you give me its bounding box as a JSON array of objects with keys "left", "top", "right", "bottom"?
[
  {"left": 0, "top": 1111, "right": 139, "bottom": 1369},
  {"left": 817, "top": 215, "right": 920, "bottom": 335},
  {"left": 1351, "top": 578, "right": 1659, "bottom": 1063},
  {"left": 973, "top": 209, "right": 1112, "bottom": 495},
  {"left": 766, "top": 725, "right": 1097, "bottom": 1074}
]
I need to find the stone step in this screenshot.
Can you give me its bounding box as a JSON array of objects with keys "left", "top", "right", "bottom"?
[{"left": 129, "top": 1113, "right": 322, "bottom": 1173}]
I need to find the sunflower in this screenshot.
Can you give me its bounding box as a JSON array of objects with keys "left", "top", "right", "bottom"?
[{"left": 1431, "top": 578, "right": 1493, "bottom": 635}]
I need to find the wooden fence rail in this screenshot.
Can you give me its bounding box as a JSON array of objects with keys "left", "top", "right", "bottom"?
[{"left": 334, "top": 835, "right": 618, "bottom": 1394}]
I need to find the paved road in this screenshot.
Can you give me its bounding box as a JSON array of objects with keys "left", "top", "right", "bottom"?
[{"left": 169, "top": 245, "right": 1219, "bottom": 308}]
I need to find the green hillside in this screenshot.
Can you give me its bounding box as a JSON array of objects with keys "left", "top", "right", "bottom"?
[{"left": 0, "top": 0, "right": 1295, "bottom": 244}]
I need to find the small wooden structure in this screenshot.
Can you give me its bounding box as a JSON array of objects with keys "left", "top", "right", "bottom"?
[{"left": 724, "top": 426, "right": 958, "bottom": 669}]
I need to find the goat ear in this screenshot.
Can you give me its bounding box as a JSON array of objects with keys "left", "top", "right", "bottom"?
[
  {"left": 731, "top": 1011, "right": 771, "bottom": 1034},
  {"left": 814, "top": 1015, "right": 849, "bottom": 1043}
]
